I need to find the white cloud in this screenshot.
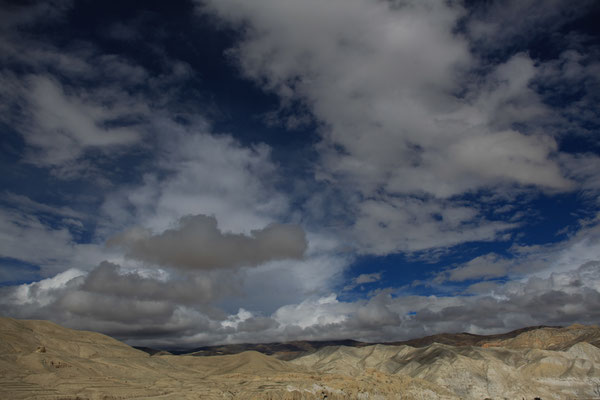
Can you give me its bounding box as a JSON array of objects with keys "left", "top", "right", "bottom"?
[
  {"left": 10, "top": 268, "right": 85, "bottom": 306},
  {"left": 21, "top": 75, "right": 142, "bottom": 165},
  {"left": 436, "top": 253, "right": 512, "bottom": 283},
  {"left": 353, "top": 196, "right": 517, "bottom": 255},
  {"left": 2, "top": 218, "right": 599, "bottom": 346},
  {"left": 274, "top": 294, "right": 349, "bottom": 329},
  {"left": 201, "top": 0, "right": 573, "bottom": 255},
  {"left": 99, "top": 122, "right": 290, "bottom": 236},
  {"left": 355, "top": 272, "right": 382, "bottom": 285},
  {"left": 434, "top": 213, "right": 600, "bottom": 286},
  {"left": 0, "top": 205, "right": 114, "bottom": 278},
  {"left": 343, "top": 272, "right": 382, "bottom": 291},
  {"left": 222, "top": 308, "right": 253, "bottom": 329}
]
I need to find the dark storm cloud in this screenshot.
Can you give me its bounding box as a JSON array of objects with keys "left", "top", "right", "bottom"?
[
  {"left": 81, "top": 261, "right": 229, "bottom": 304},
  {"left": 108, "top": 214, "right": 307, "bottom": 270}
]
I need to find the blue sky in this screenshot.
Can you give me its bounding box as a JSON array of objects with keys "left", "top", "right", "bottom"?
[{"left": 1, "top": 0, "right": 600, "bottom": 347}]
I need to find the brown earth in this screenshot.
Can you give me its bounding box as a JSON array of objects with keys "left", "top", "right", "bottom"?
[
  {"left": 2, "top": 316, "right": 600, "bottom": 399},
  {"left": 481, "top": 323, "right": 600, "bottom": 350}
]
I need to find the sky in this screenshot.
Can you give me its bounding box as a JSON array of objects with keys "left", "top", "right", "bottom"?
[{"left": 1, "top": 0, "right": 600, "bottom": 348}]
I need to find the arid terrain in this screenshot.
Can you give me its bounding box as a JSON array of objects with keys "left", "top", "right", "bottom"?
[
  {"left": 1, "top": 316, "right": 600, "bottom": 399},
  {"left": 166, "top": 325, "right": 556, "bottom": 359}
]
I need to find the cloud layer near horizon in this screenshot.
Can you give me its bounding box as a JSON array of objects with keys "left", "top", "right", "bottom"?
[{"left": 2, "top": 227, "right": 599, "bottom": 346}]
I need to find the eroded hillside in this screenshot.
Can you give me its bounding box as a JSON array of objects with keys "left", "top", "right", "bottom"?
[{"left": 1, "top": 317, "right": 600, "bottom": 399}]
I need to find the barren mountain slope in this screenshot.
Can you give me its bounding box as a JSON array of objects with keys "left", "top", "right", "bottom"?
[
  {"left": 0, "top": 317, "right": 457, "bottom": 400},
  {"left": 385, "top": 325, "right": 556, "bottom": 348},
  {"left": 156, "top": 326, "right": 552, "bottom": 359},
  {"left": 482, "top": 323, "right": 600, "bottom": 350},
  {"left": 3, "top": 316, "right": 600, "bottom": 399},
  {"left": 182, "top": 339, "right": 368, "bottom": 360},
  {"left": 292, "top": 341, "right": 600, "bottom": 399}
]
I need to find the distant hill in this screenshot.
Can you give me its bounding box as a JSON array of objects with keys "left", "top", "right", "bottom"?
[
  {"left": 384, "top": 325, "right": 559, "bottom": 348},
  {"left": 152, "top": 324, "right": 589, "bottom": 360},
  {"left": 177, "top": 338, "right": 369, "bottom": 360},
  {"left": 481, "top": 323, "right": 600, "bottom": 350}
]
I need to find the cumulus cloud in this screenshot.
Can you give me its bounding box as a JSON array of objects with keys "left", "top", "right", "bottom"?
[
  {"left": 108, "top": 214, "right": 307, "bottom": 270},
  {"left": 200, "top": 0, "right": 574, "bottom": 255},
  {"left": 2, "top": 221, "right": 600, "bottom": 346},
  {"left": 434, "top": 214, "right": 600, "bottom": 286},
  {"left": 99, "top": 124, "right": 291, "bottom": 236},
  {"left": 269, "top": 258, "right": 600, "bottom": 342}
]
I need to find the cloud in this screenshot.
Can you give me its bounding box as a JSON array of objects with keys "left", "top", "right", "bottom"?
[
  {"left": 466, "top": 0, "right": 596, "bottom": 51},
  {"left": 343, "top": 272, "right": 382, "bottom": 291},
  {"left": 434, "top": 214, "right": 600, "bottom": 286},
  {"left": 21, "top": 75, "right": 141, "bottom": 166},
  {"left": 200, "top": 0, "right": 573, "bottom": 256},
  {"left": 274, "top": 257, "right": 600, "bottom": 342},
  {"left": 107, "top": 214, "right": 307, "bottom": 270},
  {"left": 435, "top": 253, "right": 512, "bottom": 283},
  {"left": 99, "top": 124, "right": 291, "bottom": 236},
  {"left": 80, "top": 261, "right": 232, "bottom": 305},
  {"left": 2, "top": 220, "right": 599, "bottom": 346},
  {"left": 274, "top": 294, "right": 350, "bottom": 329},
  {"left": 353, "top": 196, "right": 517, "bottom": 255},
  {"left": 355, "top": 273, "right": 382, "bottom": 285},
  {"left": 0, "top": 3, "right": 193, "bottom": 179},
  {"left": 0, "top": 204, "right": 114, "bottom": 278}
]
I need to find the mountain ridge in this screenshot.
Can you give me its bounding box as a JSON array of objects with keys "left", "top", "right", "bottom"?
[
  {"left": 2, "top": 316, "right": 600, "bottom": 399},
  {"left": 140, "top": 324, "right": 577, "bottom": 360}
]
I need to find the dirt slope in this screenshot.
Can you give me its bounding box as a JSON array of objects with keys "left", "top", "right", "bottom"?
[
  {"left": 3, "top": 316, "right": 600, "bottom": 399},
  {"left": 482, "top": 323, "right": 600, "bottom": 350},
  {"left": 0, "top": 317, "right": 456, "bottom": 399},
  {"left": 293, "top": 340, "right": 600, "bottom": 399}
]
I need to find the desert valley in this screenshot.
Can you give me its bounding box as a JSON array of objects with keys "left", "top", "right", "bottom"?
[{"left": 1, "top": 316, "right": 600, "bottom": 399}]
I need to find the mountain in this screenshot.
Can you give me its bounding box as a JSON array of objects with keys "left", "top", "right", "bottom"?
[
  {"left": 2, "top": 316, "right": 600, "bottom": 399},
  {"left": 481, "top": 323, "right": 600, "bottom": 350},
  {"left": 384, "top": 325, "right": 557, "bottom": 348},
  {"left": 160, "top": 325, "right": 581, "bottom": 360},
  {"left": 292, "top": 341, "right": 600, "bottom": 399},
  {"left": 0, "top": 316, "right": 457, "bottom": 399},
  {"left": 179, "top": 339, "right": 368, "bottom": 360}
]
